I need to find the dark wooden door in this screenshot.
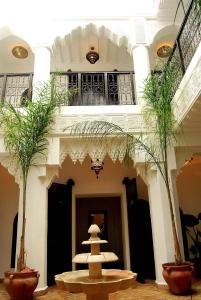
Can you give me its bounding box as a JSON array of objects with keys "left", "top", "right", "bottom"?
[
  {"left": 76, "top": 197, "right": 124, "bottom": 269},
  {"left": 47, "top": 180, "right": 73, "bottom": 286},
  {"left": 123, "top": 177, "right": 155, "bottom": 282}
]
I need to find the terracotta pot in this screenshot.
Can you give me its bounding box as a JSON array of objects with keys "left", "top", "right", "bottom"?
[
  {"left": 162, "top": 262, "right": 194, "bottom": 295},
  {"left": 4, "top": 270, "right": 39, "bottom": 300}
]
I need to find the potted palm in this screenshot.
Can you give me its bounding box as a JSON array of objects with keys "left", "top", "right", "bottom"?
[
  {"left": 69, "top": 61, "right": 194, "bottom": 294},
  {"left": 1, "top": 77, "right": 73, "bottom": 300}
]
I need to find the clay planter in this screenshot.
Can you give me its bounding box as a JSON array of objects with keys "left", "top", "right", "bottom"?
[
  {"left": 4, "top": 270, "right": 39, "bottom": 300},
  {"left": 162, "top": 262, "right": 194, "bottom": 295}
]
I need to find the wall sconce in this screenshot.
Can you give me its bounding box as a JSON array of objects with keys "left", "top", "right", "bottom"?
[
  {"left": 12, "top": 46, "right": 28, "bottom": 59},
  {"left": 86, "top": 47, "right": 99, "bottom": 64},
  {"left": 91, "top": 159, "right": 104, "bottom": 179},
  {"left": 157, "top": 44, "right": 172, "bottom": 58}
]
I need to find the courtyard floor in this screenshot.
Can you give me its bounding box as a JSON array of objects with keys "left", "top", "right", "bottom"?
[{"left": 0, "top": 280, "right": 201, "bottom": 300}]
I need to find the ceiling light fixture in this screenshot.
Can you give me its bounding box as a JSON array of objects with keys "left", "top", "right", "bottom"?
[
  {"left": 12, "top": 46, "right": 28, "bottom": 59},
  {"left": 86, "top": 47, "right": 99, "bottom": 64},
  {"left": 157, "top": 44, "right": 172, "bottom": 58}
]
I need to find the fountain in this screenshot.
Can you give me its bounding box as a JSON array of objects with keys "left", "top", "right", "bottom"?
[{"left": 55, "top": 224, "right": 137, "bottom": 300}]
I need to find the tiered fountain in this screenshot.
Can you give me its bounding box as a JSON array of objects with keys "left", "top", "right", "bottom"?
[{"left": 55, "top": 224, "right": 137, "bottom": 300}]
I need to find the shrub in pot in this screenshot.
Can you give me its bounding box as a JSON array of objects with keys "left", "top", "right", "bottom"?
[{"left": 1, "top": 78, "right": 74, "bottom": 300}]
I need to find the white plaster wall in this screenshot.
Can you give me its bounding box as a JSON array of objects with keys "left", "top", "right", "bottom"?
[
  {"left": 55, "top": 155, "right": 148, "bottom": 199},
  {"left": 0, "top": 61, "right": 34, "bottom": 74},
  {"left": 0, "top": 165, "right": 19, "bottom": 278}
]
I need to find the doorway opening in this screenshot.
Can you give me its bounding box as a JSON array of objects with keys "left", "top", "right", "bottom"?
[{"left": 76, "top": 196, "right": 124, "bottom": 269}]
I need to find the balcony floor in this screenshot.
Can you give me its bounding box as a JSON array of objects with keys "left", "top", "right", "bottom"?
[{"left": 1, "top": 280, "right": 201, "bottom": 299}]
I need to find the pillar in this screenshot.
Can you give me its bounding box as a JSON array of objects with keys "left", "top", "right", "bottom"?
[
  {"left": 147, "top": 168, "right": 175, "bottom": 285},
  {"left": 132, "top": 45, "right": 150, "bottom": 105},
  {"left": 32, "top": 46, "right": 51, "bottom": 100},
  {"left": 16, "top": 166, "right": 49, "bottom": 292}
]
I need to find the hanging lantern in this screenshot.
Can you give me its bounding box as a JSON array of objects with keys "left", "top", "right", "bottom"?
[
  {"left": 86, "top": 47, "right": 99, "bottom": 64},
  {"left": 91, "top": 159, "right": 104, "bottom": 179}
]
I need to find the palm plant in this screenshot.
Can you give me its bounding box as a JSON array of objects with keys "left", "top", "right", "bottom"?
[
  {"left": 0, "top": 77, "right": 73, "bottom": 271},
  {"left": 69, "top": 60, "right": 183, "bottom": 265}
]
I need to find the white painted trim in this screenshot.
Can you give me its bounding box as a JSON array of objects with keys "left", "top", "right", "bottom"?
[
  {"left": 60, "top": 105, "right": 141, "bottom": 116},
  {"left": 155, "top": 280, "right": 167, "bottom": 286},
  {"left": 34, "top": 285, "right": 48, "bottom": 296}
]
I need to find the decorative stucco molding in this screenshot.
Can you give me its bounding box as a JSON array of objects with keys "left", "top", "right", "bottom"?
[
  {"left": 59, "top": 138, "right": 129, "bottom": 165},
  {"left": 53, "top": 112, "right": 144, "bottom": 135}
]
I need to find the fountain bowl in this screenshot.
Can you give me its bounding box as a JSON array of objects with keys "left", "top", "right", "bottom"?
[{"left": 55, "top": 269, "right": 137, "bottom": 294}]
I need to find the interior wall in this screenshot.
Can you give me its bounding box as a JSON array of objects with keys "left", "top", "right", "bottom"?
[
  {"left": 55, "top": 155, "right": 148, "bottom": 199},
  {"left": 0, "top": 165, "right": 19, "bottom": 278},
  {"left": 177, "top": 162, "right": 201, "bottom": 215}
]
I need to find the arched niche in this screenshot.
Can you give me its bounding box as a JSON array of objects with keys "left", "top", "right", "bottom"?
[
  {"left": 0, "top": 34, "right": 34, "bottom": 73},
  {"left": 149, "top": 24, "right": 179, "bottom": 70}
]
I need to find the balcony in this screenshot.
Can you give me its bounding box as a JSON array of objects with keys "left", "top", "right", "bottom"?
[
  {"left": 0, "top": 71, "right": 135, "bottom": 106},
  {"left": 168, "top": 0, "right": 201, "bottom": 94}
]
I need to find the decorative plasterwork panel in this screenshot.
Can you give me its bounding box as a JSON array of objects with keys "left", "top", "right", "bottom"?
[
  {"left": 59, "top": 133, "right": 139, "bottom": 166},
  {"left": 53, "top": 113, "right": 144, "bottom": 135}
]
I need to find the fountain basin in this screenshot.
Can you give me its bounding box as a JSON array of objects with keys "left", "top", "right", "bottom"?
[
  {"left": 55, "top": 225, "right": 137, "bottom": 300},
  {"left": 55, "top": 269, "right": 137, "bottom": 295}
]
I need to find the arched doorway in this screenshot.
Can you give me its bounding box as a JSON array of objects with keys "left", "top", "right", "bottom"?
[{"left": 0, "top": 164, "right": 19, "bottom": 277}]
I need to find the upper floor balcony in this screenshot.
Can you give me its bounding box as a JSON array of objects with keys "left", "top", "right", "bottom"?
[
  {"left": 0, "top": 71, "right": 135, "bottom": 106},
  {"left": 0, "top": 0, "right": 200, "bottom": 122}
]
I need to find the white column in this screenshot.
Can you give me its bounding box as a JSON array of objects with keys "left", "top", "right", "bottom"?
[
  {"left": 147, "top": 169, "right": 175, "bottom": 285},
  {"left": 33, "top": 46, "right": 51, "bottom": 99},
  {"left": 132, "top": 45, "right": 150, "bottom": 105},
  {"left": 22, "top": 166, "right": 48, "bottom": 292}
]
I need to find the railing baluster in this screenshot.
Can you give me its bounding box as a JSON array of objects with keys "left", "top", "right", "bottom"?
[
  {"left": 130, "top": 72, "right": 135, "bottom": 105},
  {"left": 78, "top": 73, "right": 82, "bottom": 105},
  {"left": 28, "top": 73, "right": 33, "bottom": 100},
  {"left": 1, "top": 75, "right": 7, "bottom": 103},
  {"left": 177, "top": 41, "right": 186, "bottom": 75},
  {"left": 104, "top": 73, "right": 108, "bottom": 104}
]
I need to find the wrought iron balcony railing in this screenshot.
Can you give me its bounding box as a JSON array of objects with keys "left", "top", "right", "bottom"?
[
  {"left": 0, "top": 73, "right": 33, "bottom": 106},
  {"left": 167, "top": 0, "right": 201, "bottom": 93},
  {"left": 53, "top": 71, "right": 135, "bottom": 106},
  {"left": 0, "top": 71, "right": 135, "bottom": 106}
]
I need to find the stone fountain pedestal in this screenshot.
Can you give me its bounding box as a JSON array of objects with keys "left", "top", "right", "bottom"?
[{"left": 55, "top": 224, "right": 137, "bottom": 300}]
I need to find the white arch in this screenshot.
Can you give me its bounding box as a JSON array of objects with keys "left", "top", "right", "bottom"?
[{"left": 150, "top": 24, "right": 179, "bottom": 46}]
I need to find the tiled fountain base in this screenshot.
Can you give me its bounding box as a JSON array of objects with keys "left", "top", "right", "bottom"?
[{"left": 0, "top": 281, "right": 201, "bottom": 300}]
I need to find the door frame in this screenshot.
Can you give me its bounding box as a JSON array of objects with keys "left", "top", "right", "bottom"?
[{"left": 71, "top": 192, "right": 130, "bottom": 270}]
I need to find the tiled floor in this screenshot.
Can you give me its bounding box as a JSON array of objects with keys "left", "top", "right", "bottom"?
[{"left": 1, "top": 281, "right": 201, "bottom": 300}]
